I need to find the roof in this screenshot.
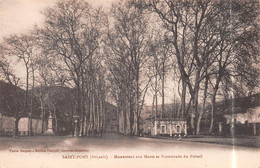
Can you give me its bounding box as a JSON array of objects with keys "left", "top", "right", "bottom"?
[{"left": 155, "top": 118, "right": 187, "bottom": 121}]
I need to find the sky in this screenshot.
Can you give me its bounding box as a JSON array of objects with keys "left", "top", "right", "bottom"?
[
  {"left": 0, "top": 0, "right": 114, "bottom": 39},
  {"left": 0, "top": 0, "right": 176, "bottom": 106},
  {"left": 0, "top": 0, "right": 113, "bottom": 77},
  {"left": 0, "top": 0, "right": 54, "bottom": 39}
]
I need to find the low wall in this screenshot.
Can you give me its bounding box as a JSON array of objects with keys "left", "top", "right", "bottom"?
[
  {"left": 0, "top": 114, "right": 43, "bottom": 136},
  {"left": 0, "top": 115, "right": 15, "bottom": 135},
  {"left": 18, "top": 117, "right": 43, "bottom": 135}
]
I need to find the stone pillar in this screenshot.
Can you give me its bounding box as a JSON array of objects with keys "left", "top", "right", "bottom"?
[
  {"left": 79, "top": 119, "right": 83, "bottom": 137},
  {"left": 184, "top": 121, "right": 187, "bottom": 136},
  {"left": 154, "top": 120, "right": 157, "bottom": 135},
  {"left": 170, "top": 121, "right": 172, "bottom": 137},
  {"left": 73, "top": 115, "right": 79, "bottom": 137},
  {"left": 74, "top": 120, "right": 78, "bottom": 137},
  {"left": 253, "top": 123, "right": 256, "bottom": 135},
  {"left": 230, "top": 122, "right": 235, "bottom": 135},
  {"left": 218, "top": 122, "right": 222, "bottom": 134}
]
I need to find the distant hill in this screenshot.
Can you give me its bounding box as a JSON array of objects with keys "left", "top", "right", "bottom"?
[
  {"left": 141, "top": 103, "right": 180, "bottom": 120},
  {"left": 1, "top": 80, "right": 116, "bottom": 119},
  {"left": 213, "top": 93, "right": 260, "bottom": 115},
  {"left": 33, "top": 84, "right": 117, "bottom": 132},
  {"left": 0, "top": 80, "right": 36, "bottom": 117}
]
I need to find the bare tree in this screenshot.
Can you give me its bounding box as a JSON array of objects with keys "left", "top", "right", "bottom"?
[
  {"left": 106, "top": 0, "right": 152, "bottom": 135},
  {"left": 1, "top": 33, "right": 38, "bottom": 136},
  {"left": 37, "top": 0, "right": 105, "bottom": 136}
]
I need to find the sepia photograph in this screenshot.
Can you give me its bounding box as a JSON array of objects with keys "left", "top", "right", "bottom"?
[{"left": 0, "top": 0, "right": 259, "bottom": 167}]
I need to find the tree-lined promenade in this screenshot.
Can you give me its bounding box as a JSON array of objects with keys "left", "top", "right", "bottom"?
[{"left": 0, "top": 0, "right": 259, "bottom": 137}]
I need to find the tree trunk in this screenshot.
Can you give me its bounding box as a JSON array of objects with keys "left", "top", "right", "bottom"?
[
  {"left": 89, "top": 85, "right": 93, "bottom": 133},
  {"left": 96, "top": 96, "right": 100, "bottom": 133},
  {"left": 14, "top": 117, "right": 20, "bottom": 136},
  {"left": 134, "top": 69, "right": 139, "bottom": 135},
  {"left": 123, "top": 99, "right": 127, "bottom": 134},
  {"left": 53, "top": 106, "right": 57, "bottom": 134},
  {"left": 102, "top": 99, "right": 106, "bottom": 134},
  {"left": 209, "top": 76, "right": 221, "bottom": 134},
  {"left": 29, "top": 68, "right": 35, "bottom": 136},
  {"left": 152, "top": 95, "right": 155, "bottom": 120},
  {"left": 83, "top": 113, "right": 87, "bottom": 136},
  {"left": 196, "top": 112, "right": 203, "bottom": 135},
  {"left": 128, "top": 90, "right": 133, "bottom": 135},
  {"left": 190, "top": 89, "right": 199, "bottom": 135},
  {"left": 161, "top": 66, "right": 165, "bottom": 119},
  {"left": 24, "top": 63, "right": 29, "bottom": 135},
  {"left": 40, "top": 84, "right": 45, "bottom": 134},
  {"left": 190, "top": 70, "right": 200, "bottom": 135},
  {"left": 155, "top": 74, "right": 159, "bottom": 120},
  {"left": 196, "top": 75, "right": 209, "bottom": 135},
  {"left": 87, "top": 87, "right": 91, "bottom": 136},
  {"left": 209, "top": 95, "right": 216, "bottom": 133},
  {"left": 92, "top": 92, "right": 96, "bottom": 131},
  {"left": 181, "top": 80, "right": 186, "bottom": 118}
]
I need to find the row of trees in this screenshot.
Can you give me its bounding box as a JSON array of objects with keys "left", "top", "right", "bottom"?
[
  {"left": 0, "top": 0, "right": 108, "bottom": 136},
  {"left": 146, "top": 0, "right": 259, "bottom": 134},
  {"left": 0, "top": 0, "right": 259, "bottom": 136}
]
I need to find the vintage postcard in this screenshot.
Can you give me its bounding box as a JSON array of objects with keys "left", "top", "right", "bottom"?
[{"left": 0, "top": 0, "right": 259, "bottom": 168}]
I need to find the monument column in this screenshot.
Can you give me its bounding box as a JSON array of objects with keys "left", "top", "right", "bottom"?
[{"left": 44, "top": 111, "right": 55, "bottom": 135}]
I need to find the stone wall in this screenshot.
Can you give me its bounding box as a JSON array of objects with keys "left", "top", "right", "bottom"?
[
  {"left": 223, "top": 106, "right": 260, "bottom": 136},
  {"left": 0, "top": 113, "right": 43, "bottom": 136},
  {"left": 18, "top": 117, "right": 43, "bottom": 135},
  {"left": 0, "top": 114, "right": 15, "bottom": 135}
]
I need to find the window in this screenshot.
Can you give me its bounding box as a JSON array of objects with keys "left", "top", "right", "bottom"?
[
  {"left": 176, "top": 125, "right": 181, "bottom": 133},
  {"left": 161, "top": 125, "right": 166, "bottom": 134}
]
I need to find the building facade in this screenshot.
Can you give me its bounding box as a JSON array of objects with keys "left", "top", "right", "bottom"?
[
  {"left": 213, "top": 93, "right": 260, "bottom": 136},
  {"left": 151, "top": 118, "right": 187, "bottom": 136}
]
